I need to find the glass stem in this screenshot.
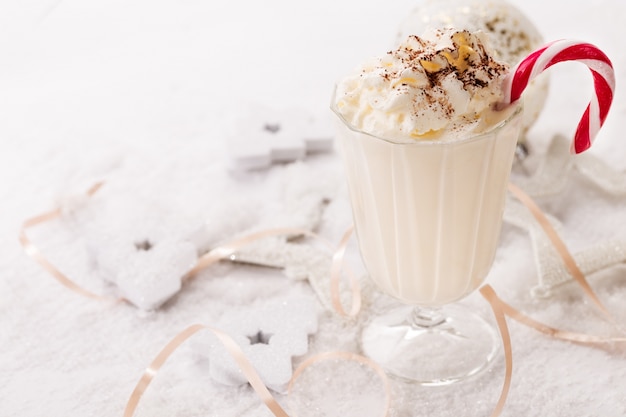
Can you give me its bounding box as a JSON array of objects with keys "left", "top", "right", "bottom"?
[{"left": 410, "top": 306, "right": 447, "bottom": 328}]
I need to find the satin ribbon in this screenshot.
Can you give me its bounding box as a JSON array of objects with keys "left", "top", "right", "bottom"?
[
  {"left": 488, "top": 289, "right": 626, "bottom": 345},
  {"left": 122, "top": 284, "right": 512, "bottom": 417},
  {"left": 185, "top": 226, "right": 361, "bottom": 318},
  {"left": 507, "top": 182, "right": 614, "bottom": 320},
  {"left": 328, "top": 225, "right": 361, "bottom": 317},
  {"left": 18, "top": 186, "right": 509, "bottom": 416},
  {"left": 18, "top": 182, "right": 119, "bottom": 302},
  {"left": 19, "top": 183, "right": 361, "bottom": 316},
  {"left": 122, "top": 324, "right": 389, "bottom": 417},
  {"left": 19, "top": 180, "right": 626, "bottom": 417},
  {"left": 21, "top": 180, "right": 623, "bottom": 332},
  {"left": 123, "top": 324, "right": 290, "bottom": 417},
  {"left": 479, "top": 285, "right": 513, "bottom": 417}
]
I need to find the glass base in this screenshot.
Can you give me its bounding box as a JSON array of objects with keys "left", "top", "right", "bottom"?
[{"left": 361, "top": 304, "right": 499, "bottom": 385}]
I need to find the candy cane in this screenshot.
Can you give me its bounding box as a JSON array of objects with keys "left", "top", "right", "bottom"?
[{"left": 501, "top": 39, "right": 615, "bottom": 154}]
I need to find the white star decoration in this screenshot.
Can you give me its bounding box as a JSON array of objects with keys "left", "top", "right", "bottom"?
[
  {"left": 75, "top": 162, "right": 342, "bottom": 311},
  {"left": 504, "top": 198, "right": 626, "bottom": 297},
  {"left": 506, "top": 135, "right": 626, "bottom": 296},
  {"left": 513, "top": 134, "right": 626, "bottom": 197},
  {"left": 226, "top": 105, "right": 334, "bottom": 170},
  {"left": 189, "top": 162, "right": 344, "bottom": 311},
  {"left": 205, "top": 297, "right": 318, "bottom": 393},
  {"left": 84, "top": 197, "right": 199, "bottom": 310}
]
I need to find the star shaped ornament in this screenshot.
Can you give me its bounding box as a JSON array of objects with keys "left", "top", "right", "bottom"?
[
  {"left": 513, "top": 134, "right": 626, "bottom": 197},
  {"left": 204, "top": 297, "right": 318, "bottom": 393},
  {"left": 226, "top": 105, "right": 334, "bottom": 170},
  {"left": 84, "top": 196, "right": 200, "bottom": 310},
  {"left": 506, "top": 135, "right": 626, "bottom": 296}
]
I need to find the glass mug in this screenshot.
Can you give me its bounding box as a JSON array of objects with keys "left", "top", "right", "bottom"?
[{"left": 333, "top": 94, "right": 523, "bottom": 384}]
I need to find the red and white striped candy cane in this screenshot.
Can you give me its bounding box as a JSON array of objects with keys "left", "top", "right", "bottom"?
[{"left": 501, "top": 39, "right": 615, "bottom": 154}]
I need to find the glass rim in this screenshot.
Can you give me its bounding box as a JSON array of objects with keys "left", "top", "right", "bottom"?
[{"left": 330, "top": 88, "right": 523, "bottom": 147}]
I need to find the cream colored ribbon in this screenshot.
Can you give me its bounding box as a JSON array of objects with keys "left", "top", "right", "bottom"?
[
  {"left": 18, "top": 182, "right": 118, "bottom": 302},
  {"left": 123, "top": 324, "right": 291, "bottom": 417},
  {"left": 121, "top": 291, "right": 511, "bottom": 417},
  {"left": 184, "top": 225, "right": 361, "bottom": 318},
  {"left": 489, "top": 289, "right": 626, "bottom": 345},
  {"left": 122, "top": 325, "right": 391, "bottom": 417},
  {"left": 506, "top": 182, "right": 625, "bottom": 343},
  {"left": 19, "top": 181, "right": 626, "bottom": 417},
  {"left": 124, "top": 285, "right": 513, "bottom": 417},
  {"left": 507, "top": 182, "right": 615, "bottom": 321},
  {"left": 480, "top": 285, "right": 513, "bottom": 417},
  {"left": 19, "top": 183, "right": 361, "bottom": 316}
]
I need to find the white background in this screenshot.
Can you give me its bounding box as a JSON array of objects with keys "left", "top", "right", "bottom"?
[{"left": 1, "top": 1, "right": 625, "bottom": 416}]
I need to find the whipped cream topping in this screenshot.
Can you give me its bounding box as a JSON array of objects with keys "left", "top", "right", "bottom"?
[{"left": 334, "top": 29, "right": 511, "bottom": 142}]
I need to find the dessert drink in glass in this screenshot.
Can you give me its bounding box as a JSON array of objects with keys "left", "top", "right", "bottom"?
[{"left": 332, "top": 29, "right": 523, "bottom": 384}]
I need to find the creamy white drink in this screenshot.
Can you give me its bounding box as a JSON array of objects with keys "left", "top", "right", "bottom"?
[{"left": 334, "top": 29, "right": 522, "bottom": 306}]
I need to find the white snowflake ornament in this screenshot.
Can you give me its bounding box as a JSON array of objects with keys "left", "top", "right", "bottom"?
[
  {"left": 226, "top": 105, "right": 333, "bottom": 170},
  {"left": 190, "top": 162, "right": 339, "bottom": 265},
  {"left": 206, "top": 297, "right": 318, "bottom": 393},
  {"left": 85, "top": 195, "right": 200, "bottom": 310},
  {"left": 95, "top": 236, "right": 197, "bottom": 310},
  {"left": 513, "top": 134, "right": 626, "bottom": 197},
  {"left": 506, "top": 134, "right": 626, "bottom": 296}
]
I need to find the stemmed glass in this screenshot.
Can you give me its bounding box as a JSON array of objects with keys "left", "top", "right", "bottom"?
[{"left": 333, "top": 95, "right": 523, "bottom": 385}]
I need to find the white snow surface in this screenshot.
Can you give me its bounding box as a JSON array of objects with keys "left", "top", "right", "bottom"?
[{"left": 1, "top": 1, "right": 626, "bottom": 416}]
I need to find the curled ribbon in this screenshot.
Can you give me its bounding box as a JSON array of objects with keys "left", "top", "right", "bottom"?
[
  {"left": 19, "top": 183, "right": 361, "bottom": 317},
  {"left": 19, "top": 180, "right": 626, "bottom": 417},
  {"left": 507, "top": 182, "right": 614, "bottom": 320},
  {"left": 488, "top": 289, "right": 626, "bottom": 346},
  {"left": 185, "top": 225, "right": 361, "bottom": 318},
  {"left": 505, "top": 183, "right": 626, "bottom": 345},
  {"left": 328, "top": 225, "right": 361, "bottom": 317},
  {"left": 480, "top": 285, "right": 513, "bottom": 417},
  {"left": 117, "top": 226, "right": 510, "bottom": 417},
  {"left": 121, "top": 283, "right": 513, "bottom": 417},
  {"left": 18, "top": 182, "right": 118, "bottom": 302},
  {"left": 122, "top": 324, "right": 390, "bottom": 417},
  {"left": 123, "top": 324, "right": 290, "bottom": 417}
]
